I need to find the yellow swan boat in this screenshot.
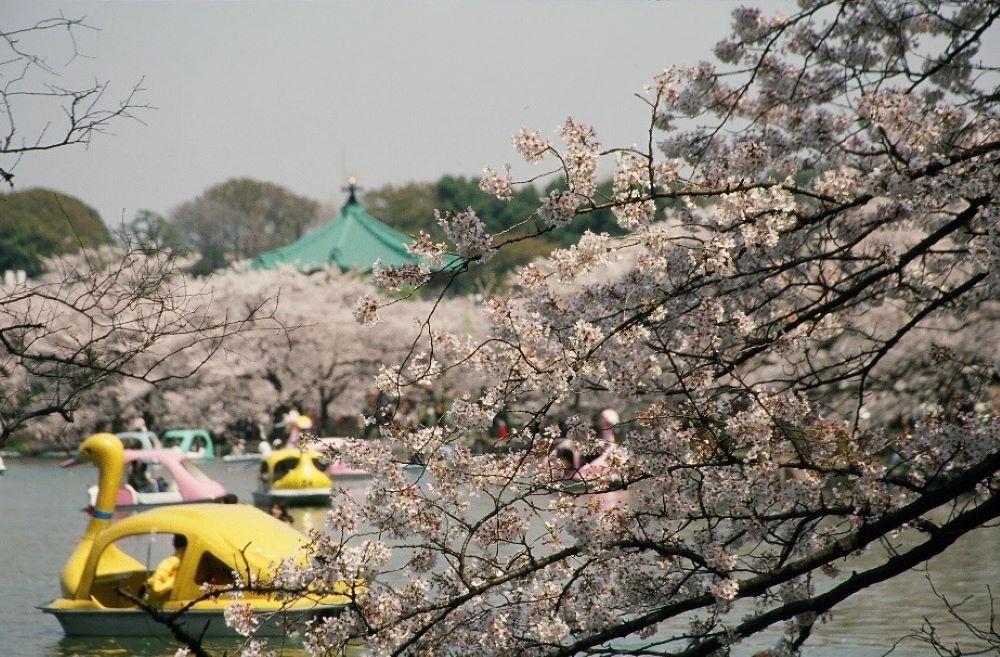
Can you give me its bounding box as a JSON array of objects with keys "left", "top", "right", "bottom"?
[
  {"left": 253, "top": 447, "right": 333, "bottom": 508},
  {"left": 40, "top": 432, "right": 359, "bottom": 637}
]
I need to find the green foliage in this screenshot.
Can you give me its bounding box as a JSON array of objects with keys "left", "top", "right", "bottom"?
[
  {"left": 188, "top": 243, "right": 228, "bottom": 277},
  {"left": 363, "top": 176, "right": 626, "bottom": 293},
  {"left": 171, "top": 178, "right": 321, "bottom": 273},
  {"left": 363, "top": 181, "right": 439, "bottom": 236},
  {"left": 0, "top": 188, "right": 111, "bottom": 276},
  {"left": 539, "top": 179, "right": 624, "bottom": 247},
  {"left": 122, "top": 209, "right": 187, "bottom": 253},
  {"left": 436, "top": 175, "right": 542, "bottom": 238}
]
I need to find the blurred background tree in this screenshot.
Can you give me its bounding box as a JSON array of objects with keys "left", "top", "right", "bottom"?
[
  {"left": 0, "top": 188, "right": 111, "bottom": 276},
  {"left": 122, "top": 209, "right": 187, "bottom": 254},
  {"left": 170, "top": 177, "right": 322, "bottom": 273}
]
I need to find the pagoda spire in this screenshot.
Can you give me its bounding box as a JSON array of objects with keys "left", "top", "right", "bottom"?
[{"left": 342, "top": 176, "right": 360, "bottom": 208}]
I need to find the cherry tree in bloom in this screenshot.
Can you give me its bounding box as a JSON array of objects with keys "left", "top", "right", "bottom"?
[
  {"left": 1, "top": 246, "right": 278, "bottom": 447},
  {"left": 235, "top": 3, "right": 999, "bottom": 657},
  {"left": 0, "top": 15, "right": 219, "bottom": 448},
  {"left": 49, "top": 263, "right": 488, "bottom": 441}
]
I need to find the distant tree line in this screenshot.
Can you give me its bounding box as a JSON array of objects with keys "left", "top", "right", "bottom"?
[{"left": 2, "top": 175, "right": 627, "bottom": 291}]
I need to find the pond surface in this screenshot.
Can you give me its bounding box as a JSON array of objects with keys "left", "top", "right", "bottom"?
[{"left": 0, "top": 455, "right": 996, "bottom": 657}]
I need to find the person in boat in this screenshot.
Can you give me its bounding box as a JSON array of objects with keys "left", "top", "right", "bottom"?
[
  {"left": 144, "top": 534, "right": 187, "bottom": 604},
  {"left": 127, "top": 460, "right": 156, "bottom": 493},
  {"left": 581, "top": 408, "right": 619, "bottom": 466},
  {"left": 283, "top": 409, "right": 313, "bottom": 448},
  {"left": 362, "top": 390, "right": 393, "bottom": 438},
  {"left": 270, "top": 502, "right": 293, "bottom": 524},
  {"left": 397, "top": 396, "right": 418, "bottom": 431},
  {"left": 256, "top": 412, "right": 274, "bottom": 456},
  {"left": 553, "top": 418, "right": 576, "bottom": 469}
]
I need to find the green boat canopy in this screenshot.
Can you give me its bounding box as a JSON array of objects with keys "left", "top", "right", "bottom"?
[{"left": 250, "top": 199, "right": 458, "bottom": 272}]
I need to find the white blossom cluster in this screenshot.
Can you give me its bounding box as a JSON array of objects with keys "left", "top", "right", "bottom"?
[
  {"left": 512, "top": 127, "right": 552, "bottom": 164},
  {"left": 371, "top": 260, "right": 431, "bottom": 292},
  {"left": 435, "top": 207, "right": 496, "bottom": 261},
  {"left": 537, "top": 188, "right": 580, "bottom": 228},
  {"left": 404, "top": 230, "right": 449, "bottom": 269},
  {"left": 556, "top": 116, "right": 601, "bottom": 197},
  {"left": 351, "top": 293, "right": 380, "bottom": 326},
  {"left": 479, "top": 165, "right": 513, "bottom": 200},
  {"left": 612, "top": 151, "right": 657, "bottom": 229}
]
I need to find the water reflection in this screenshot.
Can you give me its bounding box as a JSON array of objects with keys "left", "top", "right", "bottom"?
[
  {"left": 56, "top": 636, "right": 191, "bottom": 657},
  {"left": 53, "top": 636, "right": 352, "bottom": 657},
  {"left": 52, "top": 621, "right": 369, "bottom": 657}
]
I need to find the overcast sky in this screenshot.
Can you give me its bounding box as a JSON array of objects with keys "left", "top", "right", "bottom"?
[{"left": 8, "top": 1, "right": 781, "bottom": 226}]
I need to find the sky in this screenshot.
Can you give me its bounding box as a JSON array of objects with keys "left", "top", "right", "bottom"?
[{"left": 7, "top": 1, "right": 771, "bottom": 227}]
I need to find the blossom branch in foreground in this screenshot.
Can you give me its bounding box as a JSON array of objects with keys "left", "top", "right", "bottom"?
[{"left": 235, "top": 3, "right": 1000, "bottom": 656}]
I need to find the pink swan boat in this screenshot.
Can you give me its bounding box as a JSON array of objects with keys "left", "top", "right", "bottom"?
[
  {"left": 86, "top": 448, "right": 230, "bottom": 510},
  {"left": 316, "top": 437, "right": 370, "bottom": 479},
  {"left": 547, "top": 409, "right": 624, "bottom": 491}
]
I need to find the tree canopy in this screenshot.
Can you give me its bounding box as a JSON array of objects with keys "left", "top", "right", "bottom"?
[
  {"left": 56, "top": 265, "right": 487, "bottom": 445},
  {"left": 170, "top": 178, "right": 322, "bottom": 274},
  {"left": 0, "top": 188, "right": 112, "bottom": 276},
  {"left": 364, "top": 175, "right": 625, "bottom": 293},
  {"left": 122, "top": 209, "right": 187, "bottom": 254},
  {"left": 9, "top": 4, "right": 1000, "bottom": 657}
]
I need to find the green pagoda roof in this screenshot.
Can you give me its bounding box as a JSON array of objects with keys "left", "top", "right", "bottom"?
[{"left": 250, "top": 200, "right": 457, "bottom": 272}]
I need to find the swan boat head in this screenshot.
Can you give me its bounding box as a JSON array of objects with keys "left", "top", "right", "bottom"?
[{"left": 59, "top": 432, "right": 141, "bottom": 598}]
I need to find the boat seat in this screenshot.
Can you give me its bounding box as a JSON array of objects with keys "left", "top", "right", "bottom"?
[
  {"left": 194, "top": 552, "right": 236, "bottom": 588},
  {"left": 90, "top": 569, "right": 148, "bottom": 608}
]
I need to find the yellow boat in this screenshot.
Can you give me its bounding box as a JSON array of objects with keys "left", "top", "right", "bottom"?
[
  {"left": 253, "top": 447, "right": 333, "bottom": 508},
  {"left": 40, "top": 432, "right": 359, "bottom": 637}
]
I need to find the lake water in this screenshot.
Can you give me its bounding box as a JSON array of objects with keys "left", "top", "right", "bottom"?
[{"left": 0, "top": 455, "right": 996, "bottom": 657}]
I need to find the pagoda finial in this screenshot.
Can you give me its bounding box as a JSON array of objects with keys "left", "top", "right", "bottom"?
[{"left": 342, "top": 176, "right": 360, "bottom": 207}]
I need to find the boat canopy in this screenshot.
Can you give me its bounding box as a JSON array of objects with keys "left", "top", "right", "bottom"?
[
  {"left": 161, "top": 428, "right": 215, "bottom": 458},
  {"left": 87, "top": 504, "right": 309, "bottom": 582},
  {"left": 250, "top": 198, "right": 462, "bottom": 273}
]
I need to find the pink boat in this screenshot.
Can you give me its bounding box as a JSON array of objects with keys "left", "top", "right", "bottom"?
[
  {"left": 316, "top": 437, "right": 370, "bottom": 479},
  {"left": 548, "top": 440, "right": 619, "bottom": 487},
  {"left": 547, "top": 409, "right": 623, "bottom": 491},
  {"left": 86, "top": 448, "right": 230, "bottom": 510}
]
